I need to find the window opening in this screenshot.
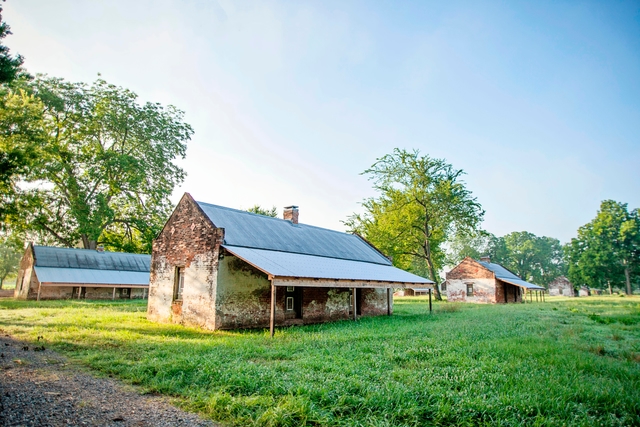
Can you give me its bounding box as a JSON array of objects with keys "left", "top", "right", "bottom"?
[
  {"left": 286, "top": 297, "right": 294, "bottom": 311},
  {"left": 466, "top": 283, "right": 474, "bottom": 297},
  {"left": 174, "top": 267, "right": 185, "bottom": 301}
]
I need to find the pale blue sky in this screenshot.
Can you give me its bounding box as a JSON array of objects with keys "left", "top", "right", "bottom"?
[{"left": 6, "top": 1, "right": 640, "bottom": 243}]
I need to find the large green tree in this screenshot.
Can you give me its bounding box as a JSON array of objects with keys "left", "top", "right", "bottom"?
[
  {"left": 491, "top": 231, "right": 565, "bottom": 287},
  {"left": 566, "top": 200, "right": 639, "bottom": 295},
  {"left": 0, "top": 233, "right": 21, "bottom": 289},
  {"left": 8, "top": 75, "right": 193, "bottom": 253},
  {"left": 0, "top": 3, "right": 33, "bottom": 222},
  {"left": 345, "top": 149, "right": 484, "bottom": 300}
]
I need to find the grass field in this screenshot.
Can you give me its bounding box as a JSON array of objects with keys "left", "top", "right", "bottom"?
[{"left": 0, "top": 296, "right": 638, "bottom": 426}]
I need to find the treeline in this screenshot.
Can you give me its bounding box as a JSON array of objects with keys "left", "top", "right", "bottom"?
[{"left": 348, "top": 149, "right": 639, "bottom": 296}]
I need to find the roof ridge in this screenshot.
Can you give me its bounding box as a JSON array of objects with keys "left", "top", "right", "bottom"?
[{"left": 196, "top": 200, "right": 359, "bottom": 237}]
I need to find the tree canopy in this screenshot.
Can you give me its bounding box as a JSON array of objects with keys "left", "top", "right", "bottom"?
[
  {"left": 247, "top": 205, "right": 278, "bottom": 217},
  {"left": 5, "top": 75, "right": 193, "bottom": 253},
  {"left": 0, "top": 232, "right": 22, "bottom": 288},
  {"left": 566, "top": 200, "right": 639, "bottom": 294},
  {"left": 345, "top": 149, "right": 484, "bottom": 299}
]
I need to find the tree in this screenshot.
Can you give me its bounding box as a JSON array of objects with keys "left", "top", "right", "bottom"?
[
  {"left": 0, "top": 3, "right": 24, "bottom": 84},
  {"left": 247, "top": 205, "right": 278, "bottom": 217},
  {"left": 9, "top": 75, "right": 193, "bottom": 253},
  {"left": 445, "top": 229, "right": 497, "bottom": 265},
  {"left": 491, "top": 232, "right": 565, "bottom": 287},
  {"left": 345, "top": 149, "right": 484, "bottom": 299},
  {"left": 0, "top": 3, "right": 33, "bottom": 222},
  {"left": 0, "top": 233, "right": 22, "bottom": 289},
  {"left": 566, "top": 200, "right": 640, "bottom": 295}
]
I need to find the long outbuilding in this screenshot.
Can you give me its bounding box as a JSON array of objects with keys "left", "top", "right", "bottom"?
[
  {"left": 14, "top": 244, "right": 150, "bottom": 300},
  {"left": 147, "top": 193, "right": 433, "bottom": 335}
]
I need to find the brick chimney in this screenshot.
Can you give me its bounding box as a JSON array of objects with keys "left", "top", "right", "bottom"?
[
  {"left": 283, "top": 205, "right": 299, "bottom": 224},
  {"left": 480, "top": 255, "right": 490, "bottom": 263}
]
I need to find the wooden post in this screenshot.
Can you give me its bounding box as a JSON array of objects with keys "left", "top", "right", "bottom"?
[
  {"left": 352, "top": 288, "right": 357, "bottom": 321},
  {"left": 78, "top": 286, "right": 82, "bottom": 299},
  {"left": 36, "top": 283, "right": 42, "bottom": 302},
  {"left": 129, "top": 288, "right": 133, "bottom": 299},
  {"left": 112, "top": 287, "right": 116, "bottom": 300},
  {"left": 387, "top": 288, "right": 391, "bottom": 316},
  {"left": 270, "top": 281, "right": 276, "bottom": 338},
  {"left": 429, "top": 289, "right": 432, "bottom": 313},
  {"left": 529, "top": 290, "right": 532, "bottom": 303}
]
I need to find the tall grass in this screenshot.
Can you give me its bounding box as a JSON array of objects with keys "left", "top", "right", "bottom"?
[{"left": 0, "top": 296, "right": 638, "bottom": 426}]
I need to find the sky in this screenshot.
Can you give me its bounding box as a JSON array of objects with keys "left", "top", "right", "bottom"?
[{"left": 4, "top": 0, "right": 640, "bottom": 243}]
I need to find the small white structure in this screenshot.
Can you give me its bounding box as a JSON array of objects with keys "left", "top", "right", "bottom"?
[{"left": 548, "top": 276, "right": 574, "bottom": 297}]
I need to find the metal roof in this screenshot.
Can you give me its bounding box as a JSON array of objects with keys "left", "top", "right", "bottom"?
[
  {"left": 197, "top": 202, "right": 391, "bottom": 265},
  {"left": 477, "top": 260, "right": 545, "bottom": 290},
  {"left": 33, "top": 246, "right": 150, "bottom": 272},
  {"left": 223, "top": 245, "right": 433, "bottom": 284},
  {"left": 34, "top": 266, "right": 149, "bottom": 286}
]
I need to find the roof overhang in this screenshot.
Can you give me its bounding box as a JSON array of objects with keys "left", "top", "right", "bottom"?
[
  {"left": 223, "top": 245, "right": 433, "bottom": 288},
  {"left": 497, "top": 277, "right": 545, "bottom": 291},
  {"left": 34, "top": 266, "right": 149, "bottom": 287}
]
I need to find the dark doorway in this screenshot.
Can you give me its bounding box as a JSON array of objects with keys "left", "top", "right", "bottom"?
[
  {"left": 349, "top": 289, "right": 363, "bottom": 316},
  {"left": 285, "top": 286, "right": 302, "bottom": 319}
]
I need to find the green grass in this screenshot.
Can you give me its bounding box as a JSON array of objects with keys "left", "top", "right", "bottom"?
[{"left": 0, "top": 297, "right": 639, "bottom": 426}]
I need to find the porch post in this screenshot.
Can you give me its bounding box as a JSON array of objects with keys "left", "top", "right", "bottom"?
[
  {"left": 78, "top": 286, "right": 82, "bottom": 299},
  {"left": 387, "top": 288, "right": 391, "bottom": 316},
  {"left": 36, "top": 282, "right": 42, "bottom": 301},
  {"left": 270, "top": 280, "right": 276, "bottom": 338},
  {"left": 352, "top": 288, "right": 357, "bottom": 321},
  {"left": 112, "top": 287, "right": 116, "bottom": 300},
  {"left": 429, "top": 289, "right": 432, "bottom": 313}
]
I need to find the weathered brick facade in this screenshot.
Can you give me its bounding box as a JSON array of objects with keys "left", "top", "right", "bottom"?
[
  {"left": 147, "top": 194, "right": 394, "bottom": 331},
  {"left": 445, "top": 257, "right": 522, "bottom": 304},
  {"left": 548, "top": 276, "right": 574, "bottom": 297}
]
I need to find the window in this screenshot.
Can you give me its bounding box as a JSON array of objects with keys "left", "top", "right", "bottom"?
[
  {"left": 466, "top": 283, "right": 474, "bottom": 297},
  {"left": 174, "top": 267, "right": 185, "bottom": 301},
  {"left": 286, "top": 297, "right": 294, "bottom": 311},
  {"left": 287, "top": 286, "right": 295, "bottom": 292},
  {"left": 441, "top": 281, "right": 447, "bottom": 291},
  {"left": 121, "top": 288, "right": 130, "bottom": 297}
]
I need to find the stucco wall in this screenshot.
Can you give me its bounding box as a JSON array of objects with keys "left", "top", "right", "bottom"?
[
  {"left": 446, "top": 278, "right": 496, "bottom": 303},
  {"left": 215, "top": 254, "right": 272, "bottom": 329},
  {"left": 147, "top": 193, "right": 223, "bottom": 330}
]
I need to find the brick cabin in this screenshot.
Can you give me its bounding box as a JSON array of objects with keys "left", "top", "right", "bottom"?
[
  {"left": 443, "top": 256, "right": 544, "bottom": 303},
  {"left": 14, "top": 244, "right": 150, "bottom": 300},
  {"left": 548, "top": 276, "right": 574, "bottom": 297},
  {"left": 147, "top": 193, "right": 433, "bottom": 333}
]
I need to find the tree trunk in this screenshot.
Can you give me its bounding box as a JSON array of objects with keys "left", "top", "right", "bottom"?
[
  {"left": 81, "top": 234, "right": 97, "bottom": 250},
  {"left": 0, "top": 277, "right": 3, "bottom": 290},
  {"left": 624, "top": 266, "right": 632, "bottom": 295}
]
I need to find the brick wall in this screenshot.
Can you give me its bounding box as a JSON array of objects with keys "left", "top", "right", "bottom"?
[
  {"left": 147, "top": 193, "right": 223, "bottom": 329},
  {"left": 446, "top": 258, "right": 496, "bottom": 303}
]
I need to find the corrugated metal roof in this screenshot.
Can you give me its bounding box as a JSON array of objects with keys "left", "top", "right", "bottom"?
[
  {"left": 478, "top": 261, "right": 545, "bottom": 290},
  {"left": 223, "top": 245, "right": 432, "bottom": 284},
  {"left": 197, "top": 202, "right": 391, "bottom": 265},
  {"left": 35, "top": 266, "right": 149, "bottom": 286},
  {"left": 33, "top": 246, "right": 150, "bottom": 272}
]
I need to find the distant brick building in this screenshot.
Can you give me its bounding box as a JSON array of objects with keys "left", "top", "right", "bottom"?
[
  {"left": 14, "top": 245, "right": 150, "bottom": 300},
  {"left": 443, "top": 256, "right": 544, "bottom": 304},
  {"left": 147, "top": 193, "right": 432, "bottom": 333},
  {"left": 548, "top": 276, "right": 574, "bottom": 297}
]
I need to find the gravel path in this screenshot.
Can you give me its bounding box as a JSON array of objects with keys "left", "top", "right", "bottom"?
[{"left": 0, "top": 333, "right": 218, "bottom": 427}]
